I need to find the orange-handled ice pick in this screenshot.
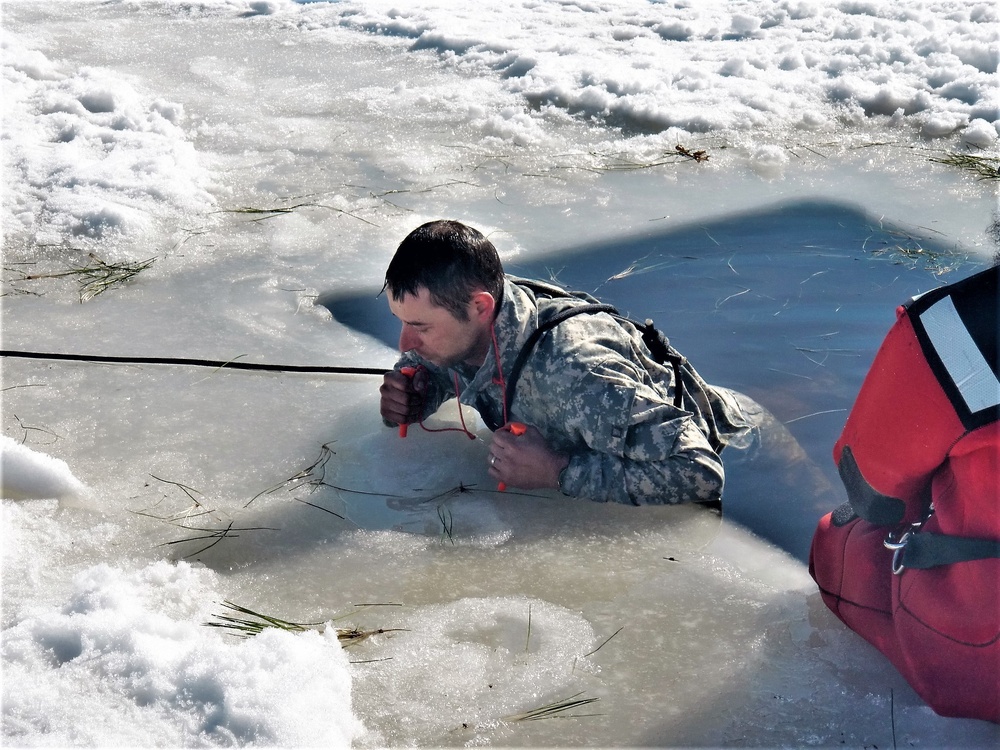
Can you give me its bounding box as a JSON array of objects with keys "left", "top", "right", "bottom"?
[
  {"left": 398, "top": 367, "right": 418, "bottom": 438},
  {"left": 497, "top": 422, "right": 527, "bottom": 492}
]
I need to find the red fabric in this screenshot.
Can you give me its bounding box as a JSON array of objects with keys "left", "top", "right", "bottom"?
[{"left": 810, "top": 514, "right": 900, "bottom": 662}]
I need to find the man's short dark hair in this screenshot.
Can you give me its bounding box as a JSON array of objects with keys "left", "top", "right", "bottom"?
[{"left": 384, "top": 220, "right": 504, "bottom": 320}]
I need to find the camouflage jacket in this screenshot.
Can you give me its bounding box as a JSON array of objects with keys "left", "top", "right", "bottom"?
[{"left": 394, "top": 277, "right": 748, "bottom": 505}]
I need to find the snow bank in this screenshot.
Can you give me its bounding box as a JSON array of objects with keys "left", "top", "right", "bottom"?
[
  {"left": 1, "top": 560, "right": 366, "bottom": 746},
  {"left": 305, "top": 0, "right": 999, "bottom": 143},
  {"left": 1, "top": 31, "right": 216, "bottom": 248}
]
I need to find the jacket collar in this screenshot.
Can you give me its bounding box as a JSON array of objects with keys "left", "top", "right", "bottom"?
[{"left": 456, "top": 278, "right": 538, "bottom": 403}]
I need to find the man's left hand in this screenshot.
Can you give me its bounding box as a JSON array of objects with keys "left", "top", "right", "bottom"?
[{"left": 488, "top": 423, "right": 569, "bottom": 490}]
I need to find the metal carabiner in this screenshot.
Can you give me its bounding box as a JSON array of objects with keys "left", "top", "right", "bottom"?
[
  {"left": 890, "top": 542, "right": 908, "bottom": 575},
  {"left": 883, "top": 504, "right": 935, "bottom": 576},
  {"left": 884, "top": 523, "right": 920, "bottom": 575}
]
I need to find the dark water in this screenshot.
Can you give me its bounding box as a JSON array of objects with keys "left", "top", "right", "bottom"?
[{"left": 319, "top": 199, "right": 989, "bottom": 561}]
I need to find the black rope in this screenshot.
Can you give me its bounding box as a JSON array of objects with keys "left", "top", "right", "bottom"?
[{"left": 0, "top": 349, "right": 390, "bottom": 376}]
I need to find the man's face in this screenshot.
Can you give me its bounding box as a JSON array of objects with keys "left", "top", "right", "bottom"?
[{"left": 389, "top": 287, "right": 489, "bottom": 368}]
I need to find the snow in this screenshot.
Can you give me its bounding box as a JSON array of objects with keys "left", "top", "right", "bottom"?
[{"left": 2, "top": 0, "right": 998, "bottom": 747}]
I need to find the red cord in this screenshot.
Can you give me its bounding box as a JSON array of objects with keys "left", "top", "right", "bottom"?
[{"left": 414, "top": 370, "right": 476, "bottom": 440}]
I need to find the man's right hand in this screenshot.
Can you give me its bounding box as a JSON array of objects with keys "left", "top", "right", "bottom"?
[{"left": 379, "top": 368, "right": 426, "bottom": 426}]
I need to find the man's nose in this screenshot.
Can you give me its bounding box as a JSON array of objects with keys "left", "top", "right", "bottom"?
[{"left": 399, "top": 324, "right": 420, "bottom": 353}]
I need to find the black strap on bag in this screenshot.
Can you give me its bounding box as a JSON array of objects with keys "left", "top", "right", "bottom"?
[
  {"left": 837, "top": 445, "right": 907, "bottom": 526},
  {"left": 899, "top": 533, "right": 1000, "bottom": 570}
]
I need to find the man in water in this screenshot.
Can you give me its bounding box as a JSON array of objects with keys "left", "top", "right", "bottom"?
[{"left": 379, "top": 219, "right": 749, "bottom": 505}]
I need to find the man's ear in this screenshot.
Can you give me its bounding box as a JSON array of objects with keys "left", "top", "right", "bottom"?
[{"left": 469, "top": 290, "right": 496, "bottom": 322}]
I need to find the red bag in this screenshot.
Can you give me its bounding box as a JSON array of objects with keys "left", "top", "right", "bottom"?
[{"left": 810, "top": 265, "right": 999, "bottom": 723}]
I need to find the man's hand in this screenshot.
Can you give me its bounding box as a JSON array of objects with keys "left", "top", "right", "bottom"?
[
  {"left": 488, "top": 423, "right": 569, "bottom": 490},
  {"left": 380, "top": 368, "right": 427, "bottom": 427}
]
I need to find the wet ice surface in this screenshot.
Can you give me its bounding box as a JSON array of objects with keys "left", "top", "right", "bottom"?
[{"left": 3, "top": 1, "right": 999, "bottom": 747}]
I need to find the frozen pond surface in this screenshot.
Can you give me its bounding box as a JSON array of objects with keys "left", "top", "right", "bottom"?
[{"left": 2, "top": 1, "right": 999, "bottom": 747}]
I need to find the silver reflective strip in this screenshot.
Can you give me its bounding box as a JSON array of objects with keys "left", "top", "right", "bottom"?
[{"left": 920, "top": 296, "right": 1000, "bottom": 413}]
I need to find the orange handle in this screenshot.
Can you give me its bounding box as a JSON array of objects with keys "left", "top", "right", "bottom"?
[
  {"left": 398, "top": 367, "right": 417, "bottom": 438},
  {"left": 497, "top": 422, "right": 527, "bottom": 491}
]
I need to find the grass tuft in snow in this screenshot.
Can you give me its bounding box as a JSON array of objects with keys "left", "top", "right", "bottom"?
[
  {"left": 204, "top": 600, "right": 407, "bottom": 646},
  {"left": 929, "top": 151, "right": 1000, "bottom": 181},
  {"left": 10, "top": 253, "right": 155, "bottom": 301}
]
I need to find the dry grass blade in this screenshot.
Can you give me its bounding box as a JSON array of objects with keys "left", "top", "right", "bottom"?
[
  {"left": 589, "top": 144, "right": 710, "bottom": 172},
  {"left": 217, "top": 196, "right": 377, "bottom": 226},
  {"left": 525, "top": 603, "right": 532, "bottom": 652},
  {"left": 583, "top": 626, "right": 623, "bottom": 657},
  {"left": 437, "top": 504, "right": 455, "bottom": 544},
  {"left": 160, "top": 520, "right": 279, "bottom": 558},
  {"left": 674, "top": 144, "right": 709, "bottom": 162},
  {"left": 245, "top": 442, "right": 339, "bottom": 506},
  {"left": 868, "top": 242, "right": 958, "bottom": 273},
  {"left": 220, "top": 203, "right": 316, "bottom": 221},
  {"left": 150, "top": 474, "right": 206, "bottom": 507},
  {"left": 862, "top": 223, "right": 960, "bottom": 274},
  {"left": 502, "top": 693, "right": 601, "bottom": 722},
  {"left": 246, "top": 441, "right": 403, "bottom": 512},
  {"left": 129, "top": 474, "right": 225, "bottom": 526},
  {"left": 606, "top": 255, "right": 688, "bottom": 281},
  {"left": 9, "top": 412, "right": 62, "bottom": 445},
  {"left": 337, "top": 625, "right": 408, "bottom": 647}
]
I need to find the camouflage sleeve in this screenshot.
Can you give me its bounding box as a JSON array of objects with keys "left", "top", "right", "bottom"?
[{"left": 553, "top": 360, "right": 725, "bottom": 505}]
